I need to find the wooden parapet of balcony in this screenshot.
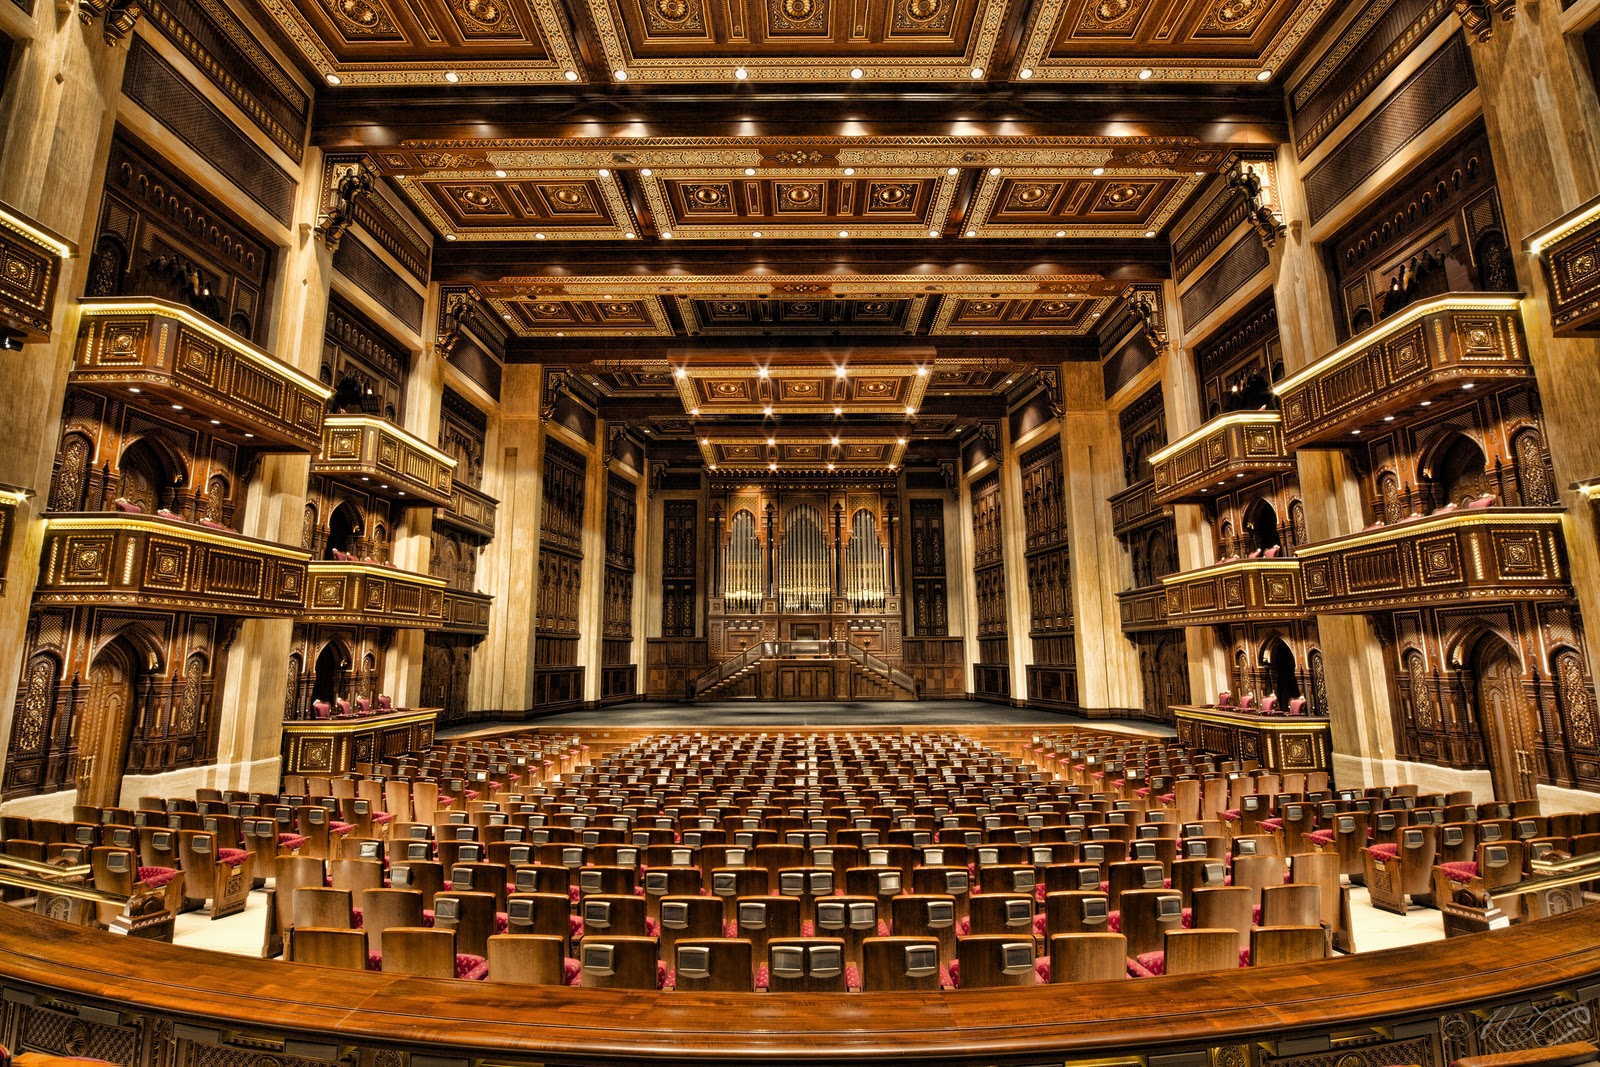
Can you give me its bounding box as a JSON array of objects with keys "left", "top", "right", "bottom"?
[
  {"left": 0, "top": 201, "right": 74, "bottom": 344},
  {"left": 441, "top": 589, "right": 493, "bottom": 636},
  {"left": 1275, "top": 295, "right": 1530, "bottom": 449},
  {"left": 313, "top": 415, "right": 455, "bottom": 508},
  {"left": 71, "top": 299, "right": 332, "bottom": 451},
  {"left": 303, "top": 560, "right": 447, "bottom": 628},
  {"left": 1108, "top": 479, "right": 1171, "bottom": 538},
  {"left": 1148, "top": 413, "right": 1293, "bottom": 506},
  {"left": 35, "top": 513, "right": 310, "bottom": 617},
  {"left": 1296, "top": 507, "right": 1571, "bottom": 614},
  {"left": 1116, "top": 584, "right": 1170, "bottom": 633},
  {"left": 1528, "top": 191, "right": 1600, "bottom": 336},
  {"left": 435, "top": 481, "right": 499, "bottom": 539},
  {"left": 1161, "top": 557, "right": 1306, "bottom": 626}
]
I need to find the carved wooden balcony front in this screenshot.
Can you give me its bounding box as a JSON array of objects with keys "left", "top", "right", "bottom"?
[
  {"left": 441, "top": 588, "right": 493, "bottom": 635},
  {"left": 35, "top": 514, "right": 310, "bottom": 617},
  {"left": 70, "top": 299, "right": 331, "bottom": 451},
  {"left": 312, "top": 415, "right": 456, "bottom": 508},
  {"left": 0, "top": 202, "right": 74, "bottom": 345},
  {"left": 1528, "top": 191, "right": 1600, "bottom": 335},
  {"left": 1148, "top": 413, "right": 1293, "bottom": 506},
  {"left": 1116, "top": 584, "right": 1170, "bottom": 633},
  {"left": 0, "top": 484, "right": 21, "bottom": 596},
  {"left": 303, "top": 560, "right": 447, "bottom": 628},
  {"left": 1109, "top": 478, "right": 1171, "bottom": 538},
  {"left": 1161, "top": 558, "right": 1307, "bottom": 626},
  {"left": 1275, "top": 296, "right": 1530, "bottom": 449},
  {"left": 435, "top": 482, "right": 499, "bottom": 539},
  {"left": 1296, "top": 508, "right": 1571, "bottom": 614}
]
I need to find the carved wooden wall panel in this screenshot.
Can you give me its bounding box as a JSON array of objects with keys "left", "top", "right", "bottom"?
[
  {"left": 1220, "top": 619, "right": 1322, "bottom": 714},
  {"left": 908, "top": 498, "right": 948, "bottom": 637},
  {"left": 1021, "top": 439, "right": 1075, "bottom": 709},
  {"left": 323, "top": 296, "right": 410, "bottom": 421},
  {"left": 970, "top": 470, "right": 1008, "bottom": 699},
  {"left": 661, "top": 499, "right": 698, "bottom": 638},
  {"left": 536, "top": 437, "right": 587, "bottom": 708},
  {"left": 89, "top": 135, "right": 274, "bottom": 344},
  {"left": 602, "top": 472, "right": 637, "bottom": 701},
  {"left": 1194, "top": 295, "right": 1280, "bottom": 421},
  {"left": 422, "top": 632, "right": 478, "bottom": 725},
  {"left": 285, "top": 623, "right": 389, "bottom": 720},
  {"left": 1133, "top": 630, "right": 1189, "bottom": 722}
]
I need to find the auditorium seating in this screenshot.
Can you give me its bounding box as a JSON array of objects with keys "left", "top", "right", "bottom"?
[{"left": 5, "top": 727, "right": 1592, "bottom": 991}]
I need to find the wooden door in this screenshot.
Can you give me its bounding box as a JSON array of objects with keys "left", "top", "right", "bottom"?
[
  {"left": 1475, "top": 640, "right": 1537, "bottom": 802},
  {"left": 80, "top": 640, "right": 138, "bottom": 808}
]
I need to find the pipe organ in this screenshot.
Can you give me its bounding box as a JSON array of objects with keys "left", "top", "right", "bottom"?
[{"left": 705, "top": 482, "right": 905, "bottom": 697}]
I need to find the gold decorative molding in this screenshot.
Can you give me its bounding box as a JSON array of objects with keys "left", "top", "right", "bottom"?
[
  {"left": 1526, "top": 192, "right": 1600, "bottom": 336},
  {"left": 695, "top": 429, "right": 912, "bottom": 472},
  {"left": 313, "top": 415, "right": 457, "bottom": 508},
  {"left": 302, "top": 560, "right": 448, "bottom": 628},
  {"left": 0, "top": 202, "right": 74, "bottom": 346},
  {"left": 390, "top": 168, "right": 640, "bottom": 242},
  {"left": 1161, "top": 557, "right": 1308, "bottom": 626},
  {"left": 675, "top": 360, "right": 931, "bottom": 417},
  {"left": 1148, "top": 411, "right": 1293, "bottom": 505},
  {"left": 1454, "top": 0, "right": 1517, "bottom": 41},
  {"left": 965, "top": 167, "right": 1204, "bottom": 240}
]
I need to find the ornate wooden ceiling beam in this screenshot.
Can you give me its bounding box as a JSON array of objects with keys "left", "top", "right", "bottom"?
[{"left": 509, "top": 333, "right": 1099, "bottom": 364}]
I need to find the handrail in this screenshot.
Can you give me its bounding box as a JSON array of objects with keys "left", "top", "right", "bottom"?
[
  {"left": 692, "top": 641, "right": 772, "bottom": 696},
  {"left": 692, "top": 640, "right": 918, "bottom": 697}
]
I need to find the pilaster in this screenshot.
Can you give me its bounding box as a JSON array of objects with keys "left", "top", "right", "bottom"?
[
  {"left": 479, "top": 364, "right": 544, "bottom": 714},
  {"left": 998, "top": 417, "right": 1032, "bottom": 704}
]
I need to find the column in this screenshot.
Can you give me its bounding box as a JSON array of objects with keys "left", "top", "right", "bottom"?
[
  {"left": 479, "top": 364, "right": 544, "bottom": 716},
  {"left": 578, "top": 426, "right": 607, "bottom": 707},
  {"left": 998, "top": 419, "right": 1032, "bottom": 704}
]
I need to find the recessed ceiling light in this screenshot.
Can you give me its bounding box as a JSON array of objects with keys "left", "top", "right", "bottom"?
[
  {"left": 709, "top": 464, "right": 717, "bottom": 470},
  {"left": 947, "top": 167, "right": 959, "bottom": 176},
  {"left": 129, "top": 387, "right": 141, "bottom": 393},
  {"left": 970, "top": 67, "right": 984, "bottom": 78},
  {"left": 1055, "top": 229, "right": 1066, "bottom": 237},
  {"left": 535, "top": 232, "right": 546, "bottom": 239},
  {"left": 831, "top": 436, "right": 841, "bottom": 445},
  {"left": 929, "top": 229, "right": 941, "bottom": 237},
  {"left": 598, "top": 168, "right": 610, "bottom": 177},
  {"left": 752, "top": 230, "right": 763, "bottom": 237},
  {"left": 1351, "top": 429, "right": 1362, "bottom": 436},
  {"left": 838, "top": 230, "right": 849, "bottom": 238},
  {"left": 325, "top": 74, "right": 341, "bottom": 85},
  {"left": 444, "top": 71, "right": 459, "bottom": 83},
  {"left": 244, "top": 433, "right": 254, "bottom": 438},
  {"left": 744, "top": 167, "right": 756, "bottom": 176},
  {"left": 1463, "top": 382, "right": 1476, "bottom": 390},
  {"left": 897, "top": 437, "right": 907, "bottom": 445},
  {"left": 834, "top": 405, "right": 843, "bottom": 415},
  {"left": 556, "top": 332, "right": 564, "bottom": 336},
  {"left": 916, "top": 367, "right": 928, "bottom": 376},
  {"left": 850, "top": 67, "right": 864, "bottom": 79},
  {"left": 769, "top": 462, "right": 777, "bottom": 470},
  {"left": 701, "top": 437, "right": 709, "bottom": 445},
  {"left": 989, "top": 167, "right": 1000, "bottom": 176},
  {"left": 689, "top": 407, "right": 699, "bottom": 415},
  {"left": 1257, "top": 69, "right": 1273, "bottom": 82},
  {"left": 675, "top": 368, "right": 687, "bottom": 379},
  {"left": 1093, "top": 167, "right": 1105, "bottom": 176},
  {"left": 966, "top": 229, "right": 976, "bottom": 237},
  {"left": 210, "top": 419, "right": 220, "bottom": 425},
  {"left": 640, "top": 168, "right": 653, "bottom": 177},
  {"left": 614, "top": 69, "right": 628, "bottom": 80},
  {"left": 494, "top": 169, "right": 507, "bottom": 178},
  {"left": 905, "top": 405, "right": 916, "bottom": 415},
  {"left": 836, "top": 367, "right": 847, "bottom": 378},
  {"left": 767, "top": 437, "right": 776, "bottom": 446},
  {"left": 1145, "top": 230, "right": 1157, "bottom": 238},
  {"left": 564, "top": 70, "right": 578, "bottom": 81},
  {"left": 1383, "top": 415, "right": 1395, "bottom": 422},
  {"left": 764, "top": 405, "right": 774, "bottom": 416},
  {"left": 1019, "top": 68, "right": 1033, "bottom": 79},
  {"left": 843, "top": 167, "right": 855, "bottom": 176},
  {"left": 625, "top": 231, "right": 636, "bottom": 238},
  {"left": 734, "top": 67, "right": 748, "bottom": 80},
  {"left": 1138, "top": 68, "right": 1154, "bottom": 80},
  {"left": 503, "top": 314, "right": 512, "bottom": 320},
  {"left": 446, "top": 234, "right": 457, "bottom": 240},
  {"left": 661, "top": 231, "right": 672, "bottom": 238},
  {"left": 1421, "top": 400, "right": 1432, "bottom": 407},
  {"left": 171, "top": 403, "right": 183, "bottom": 410},
  {"left": 827, "top": 462, "right": 836, "bottom": 470},
  {"left": 758, "top": 367, "right": 769, "bottom": 378}
]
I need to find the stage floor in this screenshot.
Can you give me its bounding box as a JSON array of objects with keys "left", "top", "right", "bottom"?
[{"left": 438, "top": 700, "right": 1176, "bottom": 738}]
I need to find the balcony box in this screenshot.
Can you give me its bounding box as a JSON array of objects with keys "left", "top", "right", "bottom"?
[
  {"left": 1528, "top": 192, "right": 1600, "bottom": 336},
  {"left": 71, "top": 299, "right": 331, "bottom": 451},
  {"left": 435, "top": 482, "right": 499, "bottom": 540},
  {"left": 1116, "top": 585, "right": 1170, "bottom": 633},
  {"left": 303, "top": 560, "right": 447, "bottom": 628},
  {"left": 0, "top": 201, "right": 74, "bottom": 344},
  {"left": 313, "top": 415, "right": 455, "bottom": 508},
  {"left": 441, "top": 589, "right": 493, "bottom": 636},
  {"left": 1275, "top": 296, "right": 1531, "bottom": 449},
  {"left": 1149, "top": 413, "right": 1293, "bottom": 506},
  {"left": 35, "top": 514, "right": 310, "bottom": 617},
  {"left": 1296, "top": 508, "right": 1570, "bottom": 614},
  {"left": 1109, "top": 479, "right": 1171, "bottom": 538},
  {"left": 1161, "top": 557, "right": 1307, "bottom": 626}
]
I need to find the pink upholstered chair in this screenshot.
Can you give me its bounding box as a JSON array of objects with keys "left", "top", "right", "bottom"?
[
  {"left": 313, "top": 701, "right": 333, "bottom": 720},
  {"left": 1288, "top": 697, "right": 1307, "bottom": 716},
  {"left": 1217, "top": 691, "right": 1233, "bottom": 708},
  {"left": 378, "top": 695, "right": 393, "bottom": 711},
  {"left": 1240, "top": 694, "right": 1257, "bottom": 711},
  {"left": 1263, "top": 546, "right": 1281, "bottom": 559},
  {"left": 355, "top": 697, "right": 372, "bottom": 716},
  {"left": 1260, "top": 696, "right": 1278, "bottom": 716},
  {"left": 1467, "top": 493, "right": 1497, "bottom": 509},
  {"left": 335, "top": 698, "right": 353, "bottom": 718}
]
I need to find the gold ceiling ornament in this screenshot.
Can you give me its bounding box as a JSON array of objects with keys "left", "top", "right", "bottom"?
[
  {"left": 675, "top": 361, "right": 932, "bottom": 416},
  {"left": 1453, "top": 0, "right": 1516, "bottom": 41},
  {"left": 673, "top": 294, "right": 932, "bottom": 335},
  {"left": 927, "top": 289, "right": 1119, "bottom": 335},
  {"left": 696, "top": 430, "right": 912, "bottom": 471},
  {"left": 478, "top": 290, "right": 676, "bottom": 338},
  {"left": 964, "top": 167, "right": 1203, "bottom": 239},
  {"left": 389, "top": 168, "right": 641, "bottom": 242}
]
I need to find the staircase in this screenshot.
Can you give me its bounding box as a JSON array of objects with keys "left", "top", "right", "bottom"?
[{"left": 692, "top": 641, "right": 918, "bottom": 701}]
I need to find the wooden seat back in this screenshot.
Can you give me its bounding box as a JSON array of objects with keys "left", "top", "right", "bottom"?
[
  {"left": 955, "top": 934, "right": 1037, "bottom": 988},
  {"left": 381, "top": 926, "right": 456, "bottom": 978},
  {"left": 578, "top": 936, "right": 659, "bottom": 989},
  {"left": 1164, "top": 928, "right": 1238, "bottom": 975},
  {"left": 1048, "top": 932, "right": 1126, "bottom": 982},
  {"left": 861, "top": 936, "right": 942, "bottom": 991},
  {"left": 672, "top": 938, "right": 753, "bottom": 992},
  {"left": 289, "top": 927, "right": 367, "bottom": 970},
  {"left": 1251, "top": 924, "right": 1329, "bottom": 966},
  {"left": 766, "top": 937, "right": 849, "bottom": 992},
  {"left": 432, "top": 890, "right": 497, "bottom": 956},
  {"left": 486, "top": 934, "right": 566, "bottom": 985}
]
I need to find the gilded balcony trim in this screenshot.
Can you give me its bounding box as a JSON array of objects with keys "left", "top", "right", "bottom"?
[
  {"left": 0, "top": 202, "right": 74, "bottom": 345},
  {"left": 1295, "top": 507, "right": 1571, "bottom": 614},
  {"left": 1147, "top": 412, "right": 1294, "bottom": 506},
  {"left": 435, "top": 481, "right": 499, "bottom": 539},
  {"left": 1108, "top": 478, "right": 1171, "bottom": 538},
  {"left": 440, "top": 587, "right": 494, "bottom": 635},
  {"left": 302, "top": 559, "right": 448, "bottom": 629},
  {"left": 1161, "top": 557, "right": 1307, "bottom": 626},
  {"left": 72, "top": 299, "right": 333, "bottom": 451},
  {"left": 1527, "top": 192, "right": 1600, "bottom": 336},
  {"left": 34, "top": 513, "right": 311, "bottom": 617},
  {"left": 1273, "top": 295, "right": 1530, "bottom": 448},
  {"left": 1116, "top": 583, "right": 1171, "bottom": 634},
  {"left": 312, "top": 415, "right": 457, "bottom": 508}
]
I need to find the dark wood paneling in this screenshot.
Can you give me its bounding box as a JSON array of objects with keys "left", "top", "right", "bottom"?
[
  {"left": 331, "top": 235, "right": 426, "bottom": 334},
  {"left": 1179, "top": 232, "right": 1270, "bottom": 332}
]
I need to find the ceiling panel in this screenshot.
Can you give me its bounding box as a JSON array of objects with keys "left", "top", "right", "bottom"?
[
  {"left": 391, "top": 172, "right": 639, "bottom": 240},
  {"left": 640, "top": 170, "right": 957, "bottom": 239},
  {"left": 966, "top": 168, "right": 1207, "bottom": 238},
  {"left": 696, "top": 428, "right": 912, "bottom": 471},
  {"left": 676, "top": 361, "right": 931, "bottom": 416}
]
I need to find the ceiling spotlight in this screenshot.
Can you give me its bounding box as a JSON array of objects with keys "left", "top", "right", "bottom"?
[
  {"left": 210, "top": 419, "right": 221, "bottom": 425},
  {"left": 598, "top": 167, "right": 610, "bottom": 177},
  {"left": 767, "top": 437, "right": 776, "bottom": 446},
  {"left": 966, "top": 229, "right": 976, "bottom": 237},
  {"left": 764, "top": 405, "right": 774, "bottom": 416},
  {"left": 734, "top": 66, "right": 748, "bottom": 80},
  {"left": 929, "top": 229, "right": 941, "bottom": 237},
  {"left": 897, "top": 437, "right": 907, "bottom": 445},
  {"left": 1145, "top": 230, "right": 1157, "bottom": 238},
  {"left": 701, "top": 437, "right": 710, "bottom": 445},
  {"left": 244, "top": 433, "right": 254, "bottom": 438},
  {"left": 834, "top": 405, "right": 843, "bottom": 415},
  {"left": 1384, "top": 415, "right": 1395, "bottom": 422},
  {"left": 1257, "top": 69, "right": 1273, "bottom": 82},
  {"left": 1138, "top": 68, "right": 1154, "bottom": 80},
  {"left": 709, "top": 464, "right": 717, "bottom": 470},
  {"left": 325, "top": 73, "right": 342, "bottom": 85},
  {"left": 494, "top": 169, "right": 507, "bottom": 178},
  {"left": 850, "top": 67, "right": 864, "bottom": 79},
  {"left": 171, "top": 403, "right": 184, "bottom": 410},
  {"left": 947, "top": 167, "right": 959, "bottom": 176},
  {"left": 675, "top": 368, "right": 687, "bottom": 379},
  {"left": 503, "top": 314, "right": 512, "bottom": 320},
  {"left": 970, "top": 67, "right": 984, "bottom": 78},
  {"left": 916, "top": 367, "right": 928, "bottom": 376},
  {"left": 769, "top": 462, "right": 777, "bottom": 470},
  {"left": 989, "top": 167, "right": 1001, "bottom": 176},
  {"left": 689, "top": 407, "right": 699, "bottom": 415},
  {"left": 614, "top": 69, "right": 628, "bottom": 80},
  {"left": 838, "top": 230, "right": 850, "bottom": 238},
  {"left": 564, "top": 70, "right": 578, "bottom": 81},
  {"left": 1092, "top": 167, "right": 1105, "bottom": 176},
  {"left": 129, "top": 387, "right": 141, "bottom": 393},
  {"left": 535, "top": 232, "right": 546, "bottom": 239},
  {"left": 446, "top": 234, "right": 457, "bottom": 241},
  {"left": 625, "top": 231, "right": 636, "bottom": 238},
  {"left": 827, "top": 463, "right": 836, "bottom": 470},
  {"left": 836, "top": 367, "right": 847, "bottom": 378},
  {"left": 744, "top": 167, "right": 757, "bottom": 176},
  {"left": 444, "top": 71, "right": 460, "bottom": 83},
  {"left": 905, "top": 405, "right": 916, "bottom": 415},
  {"left": 831, "top": 436, "right": 841, "bottom": 445},
  {"left": 1055, "top": 230, "right": 1066, "bottom": 237},
  {"left": 640, "top": 168, "right": 653, "bottom": 177},
  {"left": 1019, "top": 67, "right": 1033, "bottom": 79},
  {"left": 757, "top": 367, "right": 770, "bottom": 378},
  {"left": 661, "top": 231, "right": 673, "bottom": 238},
  {"left": 752, "top": 230, "right": 763, "bottom": 237},
  {"left": 843, "top": 167, "right": 855, "bottom": 176}
]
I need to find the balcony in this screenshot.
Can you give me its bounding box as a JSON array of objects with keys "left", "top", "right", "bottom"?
[
  {"left": 1161, "top": 558, "right": 1307, "bottom": 627},
  {"left": 1109, "top": 479, "right": 1170, "bottom": 538},
  {"left": 0, "top": 485, "right": 20, "bottom": 596},
  {"left": 34, "top": 514, "right": 309, "bottom": 617},
  {"left": 1148, "top": 413, "right": 1294, "bottom": 506},
  {"left": 1116, "top": 585, "right": 1170, "bottom": 633},
  {"left": 71, "top": 299, "right": 331, "bottom": 451},
  {"left": 435, "top": 482, "right": 499, "bottom": 540},
  {"left": 1275, "top": 296, "right": 1531, "bottom": 449},
  {"left": 1528, "top": 192, "right": 1600, "bottom": 335},
  {"left": 303, "top": 561, "right": 447, "bottom": 628},
  {"left": 441, "top": 589, "right": 493, "bottom": 636},
  {"left": 0, "top": 201, "right": 74, "bottom": 345},
  {"left": 1296, "top": 508, "right": 1570, "bottom": 614},
  {"left": 313, "top": 416, "right": 455, "bottom": 508}
]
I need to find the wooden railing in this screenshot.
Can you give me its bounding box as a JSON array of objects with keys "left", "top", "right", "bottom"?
[
  {"left": 1116, "top": 584, "right": 1170, "bottom": 633},
  {"left": 1528, "top": 191, "right": 1600, "bottom": 335},
  {"left": 1148, "top": 412, "right": 1294, "bottom": 505},
  {"left": 437, "top": 481, "right": 499, "bottom": 539},
  {"left": 35, "top": 514, "right": 310, "bottom": 617},
  {"left": 1296, "top": 508, "right": 1571, "bottom": 613},
  {"left": 313, "top": 415, "right": 456, "bottom": 508},
  {"left": 1108, "top": 478, "right": 1170, "bottom": 537},
  {"left": 1, "top": 902, "right": 1599, "bottom": 1064},
  {"left": 1275, "top": 296, "right": 1531, "bottom": 449},
  {"left": 0, "top": 201, "right": 73, "bottom": 345},
  {"left": 1161, "top": 557, "right": 1307, "bottom": 626},
  {"left": 693, "top": 640, "right": 917, "bottom": 698},
  {"left": 302, "top": 560, "right": 447, "bottom": 628},
  {"left": 71, "top": 299, "right": 331, "bottom": 451},
  {"left": 440, "top": 588, "right": 493, "bottom": 635}
]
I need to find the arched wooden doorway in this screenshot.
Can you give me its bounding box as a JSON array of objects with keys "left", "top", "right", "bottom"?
[
  {"left": 312, "top": 640, "right": 349, "bottom": 706},
  {"left": 80, "top": 636, "right": 142, "bottom": 808},
  {"left": 1468, "top": 634, "right": 1538, "bottom": 802},
  {"left": 1264, "top": 636, "right": 1301, "bottom": 705}
]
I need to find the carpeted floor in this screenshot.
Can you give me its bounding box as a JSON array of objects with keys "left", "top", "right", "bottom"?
[{"left": 437, "top": 700, "right": 1176, "bottom": 737}]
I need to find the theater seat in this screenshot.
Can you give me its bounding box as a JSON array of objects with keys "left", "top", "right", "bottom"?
[{"left": 1440, "top": 860, "right": 1479, "bottom": 882}]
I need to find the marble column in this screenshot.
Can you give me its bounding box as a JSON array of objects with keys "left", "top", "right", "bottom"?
[
  {"left": 478, "top": 364, "right": 544, "bottom": 715},
  {"left": 998, "top": 419, "right": 1033, "bottom": 704}
]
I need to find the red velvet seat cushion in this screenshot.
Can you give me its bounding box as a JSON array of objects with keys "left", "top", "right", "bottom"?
[
  {"left": 351, "top": 907, "right": 363, "bottom": 928},
  {"left": 278, "top": 834, "right": 307, "bottom": 849},
  {"left": 1307, "top": 829, "right": 1335, "bottom": 846},
  {"left": 455, "top": 953, "right": 489, "bottom": 980},
  {"left": 217, "top": 848, "right": 249, "bottom": 867},
  {"left": 1261, "top": 818, "right": 1284, "bottom": 832},
  {"left": 138, "top": 866, "right": 178, "bottom": 887},
  {"left": 1126, "top": 956, "right": 1157, "bottom": 978},
  {"left": 563, "top": 957, "right": 581, "bottom": 985},
  {"left": 569, "top": 914, "right": 583, "bottom": 940},
  {"left": 1159, "top": 793, "right": 1176, "bottom": 804},
  {"left": 1364, "top": 843, "right": 1400, "bottom": 862},
  {"left": 367, "top": 950, "right": 382, "bottom": 971},
  {"left": 945, "top": 960, "right": 957, "bottom": 988},
  {"left": 372, "top": 812, "right": 395, "bottom": 825},
  {"left": 330, "top": 821, "right": 354, "bottom": 835},
  {"left": 1135, "top": 950, "right": 1165, "bottom": 976},
  {"left": 1034, "top": 956, "right": 1051, "bottom": 984},
  {"left": 1239, "top": 947, "right": 1252, "bottom": 966},
  {"left": 1220, "top": 809, "right": 1241, "bottom": 822},
  {"left": 464, "top": 790, "right": 480, "bottom": 801},
  {"left": 495, "top": 912, "right": 509, "bottom": 934},
  {"left": 1134, "top": 787, "right": 1151, "bottom": 798},
  {"left": 437, "top": 796, "right": 454, "bottom": 808},
  {"left": 1441, "top": 860, "right": 1479, "bottom": 883}
]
